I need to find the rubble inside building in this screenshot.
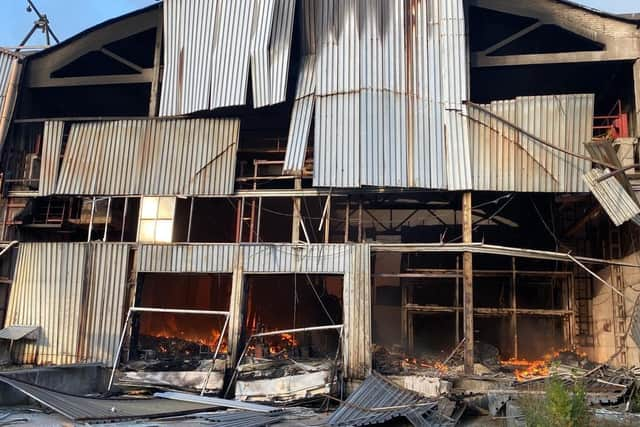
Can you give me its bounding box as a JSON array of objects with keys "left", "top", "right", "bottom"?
[{"left": 1, "top": 0, "right": 640, "bottom": 425}]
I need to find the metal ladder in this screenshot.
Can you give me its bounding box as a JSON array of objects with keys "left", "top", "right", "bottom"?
[{"left": 609, "top": 227, "right": 627, "bottom": 366}]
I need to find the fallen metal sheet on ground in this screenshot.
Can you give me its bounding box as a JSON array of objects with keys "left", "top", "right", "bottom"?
[
  {"left": 0, "top": 375, "right": 217, "bottom": 422},
  {"left": 327, "top": 372, "right": 453, "bottom": 426},
  {"left": 202, "top": 409, "right": 287, "bottom": 426},
  {"left": 154, "top": 391, "right": 283, "bottom": 413},
  {"left": 0, "top": 325, "right": 39, "bottom": 341}
]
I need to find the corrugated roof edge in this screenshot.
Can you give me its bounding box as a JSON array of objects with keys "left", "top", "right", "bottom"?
[
  {"left": 26, "top": 2, "right": 162, "bottom": 60},
  {"left": 0, "top": 47, "right": 25, "bottom": 60},
  {"left": 555, "top": 0, "right": 640, "bottom": 24}
]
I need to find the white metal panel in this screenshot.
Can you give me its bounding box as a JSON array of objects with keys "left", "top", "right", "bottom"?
[
  {"left": 56, "top": 118, "right": 240, "bottom": 196},
  {"left": 251, "top": 0, "right": 276, "bottom": 108},
  {"left": 269, "top": 0, "right": 296, "bottom": 105},
  {"left": 469, "top": 94, "right": 594, "bottom": 192},
  {"left": 136, "top": 244, "right": 237, "bottom": 273},
  {"left": 242, "top": 244, "right": 347, "bottom": 273},
  {"left": 584, "top": 169, "right": 640, "bottom": 226},
  {"left": 38, "top": 121, "right": 64, "bottom": 196},
  {"left": 6, "top": 243, "right": 87, "bottom": 365}
]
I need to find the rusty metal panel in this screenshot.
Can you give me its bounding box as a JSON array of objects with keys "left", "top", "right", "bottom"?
[
  {"left": 56, "top": 118, "right": 239, "bottom": 196},
  {"left": 583, "top": 169, "right": 640, "bottom": 226},
  {"left": 242, "top": 244, "right": 347, "bottom": 273},
  {"left": 38, "top": 121, "right": 64, "bottom": 196},
  {"left": 6, "top": 243, "right": 87, "bottom": 365},
  {"left": 0, "top": 49, "right": 22, "bottom": 151},
  {"left": 136, "top": 244, "right": 237, "bottom": 273},
  {"left": 306, "top": 0, "right": 469, "bottom": 189},
  {"left": 81, "top": 244, "right": 130, "bottom": 364},
  {"left": 469, "top": 94, "right": 594, "bottom": 192},
  {"left": 343, "top": 243, "right": 371, "bottom": 379}
]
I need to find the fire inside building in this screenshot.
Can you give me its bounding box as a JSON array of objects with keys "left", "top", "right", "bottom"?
[{"left": 0, "top": 0, "right": 639, "bottom": 425}]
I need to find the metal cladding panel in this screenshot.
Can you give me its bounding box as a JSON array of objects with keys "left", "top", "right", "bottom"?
[
  {"left": 343, "top": 244, "right": 371, "bottom": 380},
  {"left": 268, "top": 0, "right": 296, "bottom": 105},
  {"left": 583, "top": 169, "right": 640, "bottom": 227},
  {"left": 136, "top": 244, "right": 236, "bottom": 273},
  {"left": 469, "top": 94, "right": 594, "bottom": 192},
  {"left": 56, "top": 118, "right": 239, "bottom": 196},
  {"left": 283, "top": 56, "right": 316, "bottom": 175},
  {"left": 38, "top": 121, "right": 64, "bottom": 196},
  {"left": 161, "top": 0, "right": 294, "bottom": 115},
  {"left": 251, "top": 0, "right": 277, "bottom": 108},
  {"left": 242, "top": 244, "right": 347, "bottom": 273},
  {"left": 211, "top": 0, "right": 255, "bottom": 109},
  {"left": 304, "top": 0, "right": 469, "bottom": 189},
  {"left": 81, "top": 244, "right": 130, "bottom": 364},
  {"left": 6, "top": 243, "right": 87, "bottom": 365},
  {"left": 0, "top": 50, "right": 21, "bottom": 151}
]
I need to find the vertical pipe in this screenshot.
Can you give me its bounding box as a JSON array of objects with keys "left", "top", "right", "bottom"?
[
  {"left": 358, "top": 201, "right": 363, "bottom": 242},
  {"left": 344, "top": 198, "right": 350, "bottom": 243},
  {"left": 292, "top": 178, "right": 302, "bottom": 243},
  {"left": 103, "top": 197, "right": 111, "bottom": 242},
  {"left": 108, "top": 309, "right": 132, "bottom": 391},
  {"left": 87, "top": 197, "right": 96, "bottom": 242},
  {"left": 455, "top": 256, "right": 460, "bottom": 344},
  {"left": 462, "top": 192, "right": 474, "bottom": 375},
  {"left": 187, "top": 197, "right": 195, "bottom": 242},
  {"left": 256, "top": 197, "right": 262, "bottom": 242},
  {"left": 120, "top": 197, "right": 128, "bottom": 242},
  {"left": 148, "top": 15, "right": 163, "bottom": 117},
  {"left": 512, "top": 257, "right": 518, "bottom": 358},
  {"left": 324, "top": 196, "right": 331, "bottom": 243},
  {"left": 234, "top": 199, "right": 242, "bottom": 243}
]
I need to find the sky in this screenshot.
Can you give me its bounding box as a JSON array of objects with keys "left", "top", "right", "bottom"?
[{"left": 0, "top": 0, "right": 638, "bottom": 47}]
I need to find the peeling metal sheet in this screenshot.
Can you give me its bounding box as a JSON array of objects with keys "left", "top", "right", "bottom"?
[
  {"left": 0, "top": 49, "right": 22, "bottom": 152},
  {"left": 56, "top": 118, "right": 240, "bottom": 196},
  {"left": 6, "top": 243, "right": 130, "bottom": 365},
  {"left": 584, "top": 169, "right": 640, "bottom": 226},
  {"left": 291, "top": 0, "right": 470, "bottom": 190},
  {"left": 469, "top": 94, "right": 594, "bottom": 192},
  {"left": 160, "top": 0, "right": 294, "bottom": 115},
  {"left": 327, "top": 372, "right": 438, "bottom": 426},
  {"left": 136, "top": 244, "right": 347, "bottom": 274},
  {"left": 283, "top": 55, "right": 315, "bottom": 175},
  {"left": 38, "top": 121, "right": 64, "bottom": 196},
  {"left": 0, "top": 375, "right": 217, "bottom": 423}
]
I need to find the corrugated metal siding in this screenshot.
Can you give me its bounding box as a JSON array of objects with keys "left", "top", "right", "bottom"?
[
  {"left": 136, "top": 244, "right": 237, "bottom": 273},
  {"left": 38, "top": 121, "right": 64, "bottom": 196},
  {"left": 55, "top": 118, "right": 240, "bottom": 196},
  {"left": 469, "top": 94, "right": 594, "bottom": 192},
  {"left": 5, "top": 243, "right": 130, "bottom": 366},
  {"left": 0, "top": 49, "right": 22, "bottom": 151},
  {"left": 242, "top": 244, "right": 347, "bottom": 273},
  {"left": 283, "top": 56, "right": 316, "bottom": 174},
  {"left": 294, "top": 0, "right": 470, "bottom": 190},
  {"left": 6, "top": 243, "right": 87, "bottom": 365},
  {"left": 583, "top": 169, "right": 640, "bottom": 226},
  {"left": 160, "top": 0, "right": 294, "bottom": 116},
  {"left": 81, "top": 244, "right": 130, "bottom": 364},
  {"left": 343, "top": 244, "right": 371, "bottom": 379},
  {"left": 136, "top": 244, "right": 347, "bottom": 274}
]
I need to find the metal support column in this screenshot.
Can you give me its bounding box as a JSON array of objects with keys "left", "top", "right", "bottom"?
[{"left": 462, "top": 192, "right": 474, "bottom": 374}]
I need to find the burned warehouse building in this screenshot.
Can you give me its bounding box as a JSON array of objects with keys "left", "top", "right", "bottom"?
[{"left": 0, "top": 0, "right": 640, "bottom": 424}]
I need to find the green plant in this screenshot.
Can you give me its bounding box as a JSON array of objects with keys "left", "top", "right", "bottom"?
[{"left": 519, "top": 375, "right": 591, "bottom": 427}]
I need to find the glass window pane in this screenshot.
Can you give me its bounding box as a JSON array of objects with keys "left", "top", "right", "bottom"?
[
  {"left": 157, "top": 197, "right": 176, "bottom": 219},
  {"left": 155, "top": 220, "right": 174, "bottom": 243},
  {"left": 140, "top": 197, "right": 159, "bottom": 219},
  {"left": 138, "top": 220, "right": 156, "bottom": 242}
]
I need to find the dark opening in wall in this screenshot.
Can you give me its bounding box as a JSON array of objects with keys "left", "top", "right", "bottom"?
[
  {"left": 243, "top": 274, "right": 343, "bottom": 358},
  {"left": 188, "top": 198, "right": 237, "bottom": 243},
  {"left": 133, "top": 273, "right": 232, "bottom": 362}
]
